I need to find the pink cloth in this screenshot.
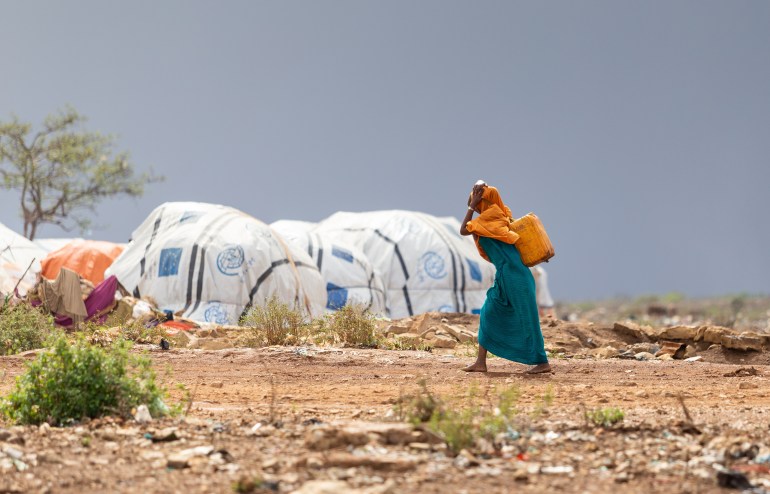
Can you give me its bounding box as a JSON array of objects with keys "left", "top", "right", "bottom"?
[{"left": 55, "top": 275, "right": 118, "bottom": 327}]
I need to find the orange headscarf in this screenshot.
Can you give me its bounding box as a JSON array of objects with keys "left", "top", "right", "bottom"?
[{"left": 465, "top": 186, "right": 519, "bottom": 262}]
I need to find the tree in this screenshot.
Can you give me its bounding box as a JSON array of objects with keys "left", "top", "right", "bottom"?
[{"left": 0, "top": 107, "right": 162, "bottom": 240}]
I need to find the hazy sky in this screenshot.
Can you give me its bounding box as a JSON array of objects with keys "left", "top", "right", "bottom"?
[{"left": 1, "top": 1, "right": 768, "bottom": 301}]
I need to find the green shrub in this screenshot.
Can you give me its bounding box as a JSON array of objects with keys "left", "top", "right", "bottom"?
[
  {"left": 585, "top": 407, "right": 625, "bottom": 427},
  {"left": 397, "top": 381, "right": 527, "bottom": 454},
  {"left": 317, "top": 304, "right": 380, "bottom": 348},
  {"left": 1, "top": 335, "right": 168, "bottom": 425},
  {"left": 0, "top": 302, "right": 57, "bottom": 355},
  {"left": 239, "top": 296, "right": 307, "bottom": 347}
]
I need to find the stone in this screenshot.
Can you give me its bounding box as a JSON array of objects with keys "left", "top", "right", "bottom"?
[
  {"left": 408, "top": 313, "right": 433, "bottom": 336},
  {"left": 513, "top": 468, "right": 529, "bottom": 481},
  {"left": 439, "top": 324, "right": 477, "bottom": 343},
  {"left": 738, "top": 382, "right": 758, "bottom": 390},
  {"left": 384, "top": 324, "right": 411, "bottom": 336},
  {"left": 634, "top": 352, "right": 655, "bottom": 361},
  {"left": 702, "top": 326, "right": 731, "bottom": 344},
  {"left": 151, "top": 427, "right": 179, "bottom": 442},
  {"left": 592, "top": 346, "right": 619, "bottom": 359},
  {"left": 291, "top": 481, "right": 358, "bottom": 494},
  {"left": 659, "top": 325, "right": 699, "bottom": 340},
  {"left": 613, "top": 322, "right": 655, "bottom": 341},
  {"left": 629, "top": 343, "right": 660, "bottom": 355},
  {"left": 655, "top": 341, "right": 687, "bottom": 359},
  {"left": 429, "top": 334, "right": 457, "bottom": 349},
  {"left": 657, "top": 354, "right": 674, "bottom": 361},
  {"left": 305, "top": 426, "right": 370, "bottom": 451},
  {"left": 210, "top": 381, "right": 224, "bottom": 389},
  {"left": 721, "top": 334, "right": 763, "bottom": 352},
  {"left": 320, "top": 452, "right": 420, "bottom": 472},
  {"left": 167, "top": 445, "right": 214, "bottom": 469}
]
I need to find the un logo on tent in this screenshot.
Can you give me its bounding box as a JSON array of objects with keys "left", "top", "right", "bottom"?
[
  {"left": 217, "top": 245, "right": 245, "bottom": 276},
  {"left": 420, "top": 251, "right": 447, "bottom": 280},
  {"left": 204, "top": 303, "right": 229, "bottom": 324}
]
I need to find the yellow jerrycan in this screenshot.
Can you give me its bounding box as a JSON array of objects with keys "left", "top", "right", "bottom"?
[{"left": 510, "top": 213, "right": 554, "bottom": 267}]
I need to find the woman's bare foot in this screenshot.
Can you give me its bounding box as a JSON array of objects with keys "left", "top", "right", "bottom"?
[
  {"left": 525, "top": 363, "right": 552, "bottom": 374},
  {"left": 462, "top": 362, "right": 487, "bottom": 372}
]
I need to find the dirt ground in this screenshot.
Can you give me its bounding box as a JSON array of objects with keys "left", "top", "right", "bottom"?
[{"left": 2, "top": 317, "right": 770, "bottom": 493}]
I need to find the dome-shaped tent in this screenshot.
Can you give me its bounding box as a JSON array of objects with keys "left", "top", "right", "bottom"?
[
  {"left": 105, "top": 202, "right": 326, "bottom": 324},
  {"left": 35, "top": 238, "right": 85, "bottom": 253},
  {"left": 315, "top": 210, "right": 495, "bottom": 319},
  {"left": 271, "top": 220, "right": 387, "bottom": 314},
  {"left": 0, "top": 222, "right": 45, "bottom": 297},
  {"left": 41, "top": 240, "right": 124, "bottom": 285}
]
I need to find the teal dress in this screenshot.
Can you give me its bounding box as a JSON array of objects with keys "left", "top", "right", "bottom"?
[{"left": 477, "top": 236, "right": 548, "bottom": 365}]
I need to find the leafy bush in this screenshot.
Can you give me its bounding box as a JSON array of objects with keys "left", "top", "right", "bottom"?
[
  {"left": 397, "top": 381, "right": 526, "bottom": 454},
  {"left": 585, "top": 407, "right": 625, "bottom": 427},
  {"left": 1, "top": 335, "right": 168, "bottom": 425},
  {"left": 239, "top": 296, "right": 307, "bottom": 347},
  {"left": 316, "top": 304, "right": 380, "bottom": 347},
  {"left": 0, "top": 302, "right": 57, "bottom": 355}
]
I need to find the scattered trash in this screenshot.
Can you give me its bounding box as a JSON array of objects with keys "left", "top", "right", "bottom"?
[
  {"left": 541, "top": 465, "right": 574, "bottom": 474},
  {"left": 134, "top": 405, "right": 152, "bottom": 424}
]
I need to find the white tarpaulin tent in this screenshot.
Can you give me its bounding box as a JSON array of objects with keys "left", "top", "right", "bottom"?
[
  {"left": 315, "top": 210, "right": 496, "bottom": 319},
  {"left": 271, "top": 220, "right": 387, "bottom": 314},
  {"left": 105, "top": 202, "right": 326, "bottom": 324},
  {"left": 0, "top": 222, "right": 45, "bottom": 297}
]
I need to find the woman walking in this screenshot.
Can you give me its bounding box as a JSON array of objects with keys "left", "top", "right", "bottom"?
[{"left": 460, "top": 182, "right": 551, "bottom": 374}]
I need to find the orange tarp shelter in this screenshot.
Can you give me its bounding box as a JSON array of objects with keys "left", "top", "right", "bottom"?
[{"left": 41, "top": 240, "right": 124, "bottom": 285}]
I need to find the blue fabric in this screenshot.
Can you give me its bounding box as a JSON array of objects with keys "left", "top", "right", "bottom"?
[{"left": 477, "top": 236, "right": 548, "bottom": 365}]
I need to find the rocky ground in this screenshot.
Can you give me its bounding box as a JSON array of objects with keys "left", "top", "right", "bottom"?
[{"left": 2, "top": 313, "right": 770, "bottom": 493}]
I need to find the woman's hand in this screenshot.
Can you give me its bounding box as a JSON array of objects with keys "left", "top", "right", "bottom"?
[{"left": 469, "top": 183, "right": 486, "bottom": 210}]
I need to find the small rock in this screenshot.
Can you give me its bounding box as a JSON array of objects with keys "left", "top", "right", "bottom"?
[
  {"left": 291, "top": 480, "right": 358, "bottom": 494},
  {"left": 166, "top": 445, "right": 215, "bottom": 469},
  {"left": 408, "top": 442, "right": 432, "bottom": 451},
  {"left": 210, "top": 381, "right": 224, "bottom": 389},
  {"left": 738, "top": 382, "right": 758, "bottom": 390},
  {"left": 634, "top": 352, "right": 655, "bottom": 361},
  {"left": 592, "top": 347, "right": 619, "bottom": 359},
  {"left": 151, "top": 427, "right": 179, "bottom": 442},
  {"left": 615, "top": 472, "right": 630, "bottom": 483},
  {"left": 684, "top": 356, "right": 702, "bottom": 362},
  {"left": 659, "top": 325, "right": 698, "bottom": 340},
  {"left": 453, "top": 449, "right": 479, "bottom": 469}
]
